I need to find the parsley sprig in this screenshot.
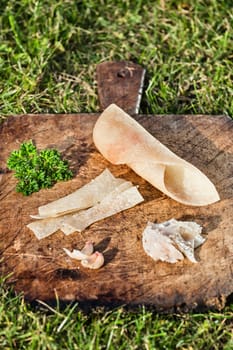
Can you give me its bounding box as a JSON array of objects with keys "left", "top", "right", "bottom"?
[{"left": 7, "top": 140, "right": 73, "bottom": 195}]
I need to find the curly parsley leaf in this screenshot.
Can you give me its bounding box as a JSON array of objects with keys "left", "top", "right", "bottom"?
[{"left": 7, "top": 140, "right": 73, "bottom": 196}]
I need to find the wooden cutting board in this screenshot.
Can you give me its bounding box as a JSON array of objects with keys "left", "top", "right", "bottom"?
[{"left": 0, "top": 62, "right": 233, "bottom": 312}]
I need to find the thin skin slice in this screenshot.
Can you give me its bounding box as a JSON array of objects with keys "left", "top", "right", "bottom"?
[
  {"left": 93, "top": 104, "right": 220, "bottom": 206},
  {"left": 27, "top": 170, "right": 143, "bottom": 239},
  {"left": 36, "top": 168, "right": 126, "bottom": 218},
  {"left": 27, "top": 215, "right": 67, "bottom": 240},
  {"left": 61, "top": 185, "right": 144, "bottom": 234}
]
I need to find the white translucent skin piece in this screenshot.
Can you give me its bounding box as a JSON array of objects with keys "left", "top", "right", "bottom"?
[
  {"left": 93, "top": 104, "right": 220, "bottom": 206},
  {"left": 157, "top": 219, "right": 205, "bottom": 249},
  {"left": 61, "top": 185, "right": 144, "bottom": 234},
  {"left": 142, "top": 223, "right": 184, "bottom": 263},
  {"left": 37, "top": 168, "right": 126, "bottom": 218},
  {"left": 142, "top": 219, "right": 205, "bottom": 263}
]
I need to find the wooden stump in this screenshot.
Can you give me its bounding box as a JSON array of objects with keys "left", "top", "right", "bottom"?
[
  {"left": 96, "top": 61, "right": 145, "bottom": 114},
  {"left": 0, "top": 112, "right": 232, "bottom": 312}
]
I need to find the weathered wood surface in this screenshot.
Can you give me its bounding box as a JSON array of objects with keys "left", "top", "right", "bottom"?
[
  {"left": 96, "top": 61, "right": 145, "bottom": 114},
  {"left": 0, "top": 113, "right": 232, "bottom": 312}
]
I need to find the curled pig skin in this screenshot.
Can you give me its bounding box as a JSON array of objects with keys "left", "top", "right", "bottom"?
[{"left": 93, "top": 104, "right": 220, "bottom": 206}]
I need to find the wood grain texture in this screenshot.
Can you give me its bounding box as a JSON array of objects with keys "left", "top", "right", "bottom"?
[
  {"left": 96, "top": 61, "right": 145, "bottom": 114},
  {"left": 0, "top": 113, "right": 232, "bottom": 312}
]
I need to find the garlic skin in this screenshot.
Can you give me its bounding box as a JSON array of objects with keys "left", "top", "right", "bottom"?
[
  {"left": 63, "top": 241, "right": 94, "bottom": 261},
  {"left": 63, "top": 247, "right": 88, "bottom": 261},
  {"left": 81, "top": 252, "right": 105, "bottom": 269}
]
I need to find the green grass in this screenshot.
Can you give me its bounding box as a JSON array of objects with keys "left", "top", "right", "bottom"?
[
  {"left": 0, "top": 0, "right": 232, "bottom": 116},
  {"left": 1, "top": 277, "right": 233, "bottom": 350},
  {"left": 0, "top": 0, "right": 233, "bottom": 349}
]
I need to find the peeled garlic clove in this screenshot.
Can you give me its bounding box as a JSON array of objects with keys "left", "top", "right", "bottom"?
[
  {"left": 81, "top": 241, "right": 94, "bottom": 256},
  {"left": 81, "top": 252, "right": 104, "bottom": 269}
]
